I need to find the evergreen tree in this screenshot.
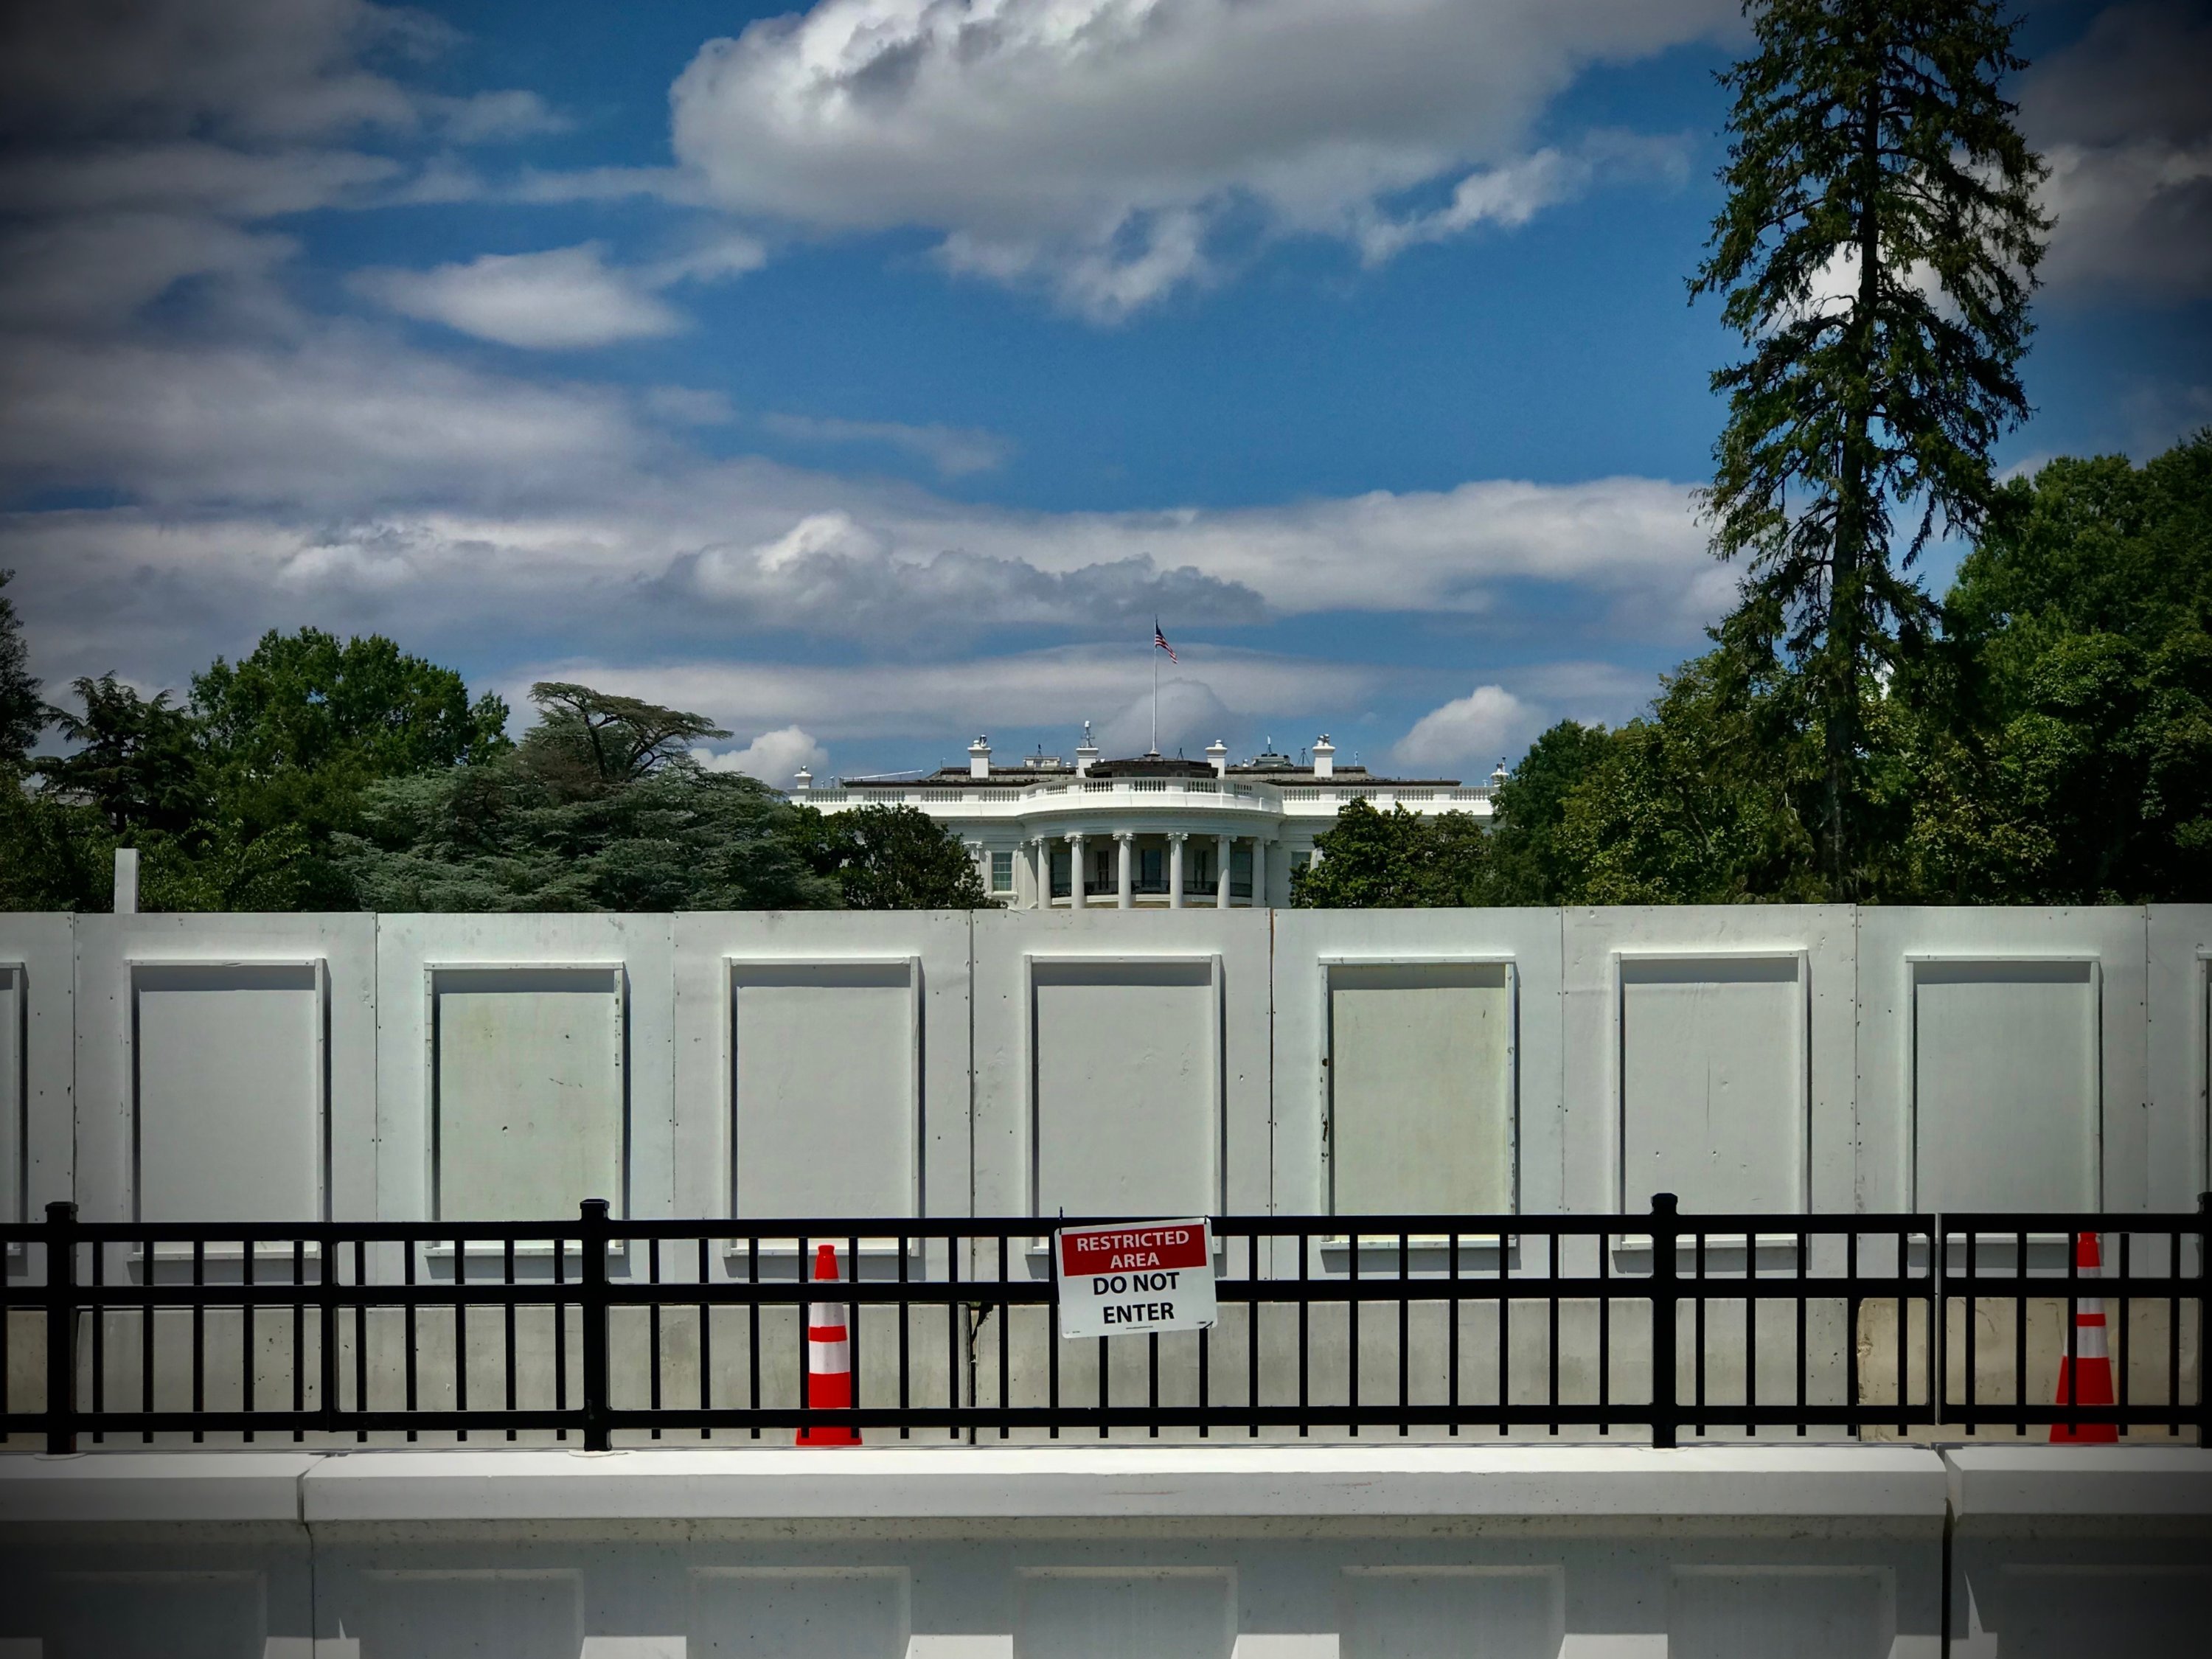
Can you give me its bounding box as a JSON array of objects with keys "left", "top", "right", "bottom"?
[
  {"left": 0, "top": 570, "right": 40, "bottom": 768},
  {"left": 1692, "top": 0, "right": 2047, "bottom": 894},
  {"left": 796, "top": 804, "right": 995, "bottom": 911}
]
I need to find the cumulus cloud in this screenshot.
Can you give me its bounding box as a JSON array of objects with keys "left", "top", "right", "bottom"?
[
  {"left": 1394, "top": 684, "right": 1533, "bottom": 771},
  {"left": 2024, "top": 3, "right": 2212, "bottom": 300},
  {"left": 353, "top": 243, "right": 686, "bottom": 348},
  {"left": 695, "top": 726, "right": 829, "bottom": 785},
  {"left": 760, "top": 413, "right": 1012, "bottom": 477},
  {"left": 667, "top": 0, "right": 1734, "bottom": 315}
]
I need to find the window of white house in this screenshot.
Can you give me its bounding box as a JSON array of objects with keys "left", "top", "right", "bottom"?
[
  {"left": 1191, "top": 846, "right": 1215, "bottom": 888},
  {"left": 991, "top": 850, "right": 1014, "bottom": 892},
  {"left": 1230, "top": 844, "right": 1253, "bottom": 898}
]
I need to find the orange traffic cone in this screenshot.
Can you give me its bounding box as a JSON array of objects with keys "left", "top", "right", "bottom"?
[
  {"left": 796, "top": 1242, "right": 860, "bottom": 1447},
  {"left": 2050, "top": 1230, "right": 2118, "bottom": 1444}
]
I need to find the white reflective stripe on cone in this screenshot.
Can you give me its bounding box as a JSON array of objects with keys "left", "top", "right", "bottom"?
[{"left": 810, "top": 1335, "right": 852, "bottom": 1372}]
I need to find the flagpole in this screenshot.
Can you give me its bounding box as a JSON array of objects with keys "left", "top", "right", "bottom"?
[{"left": 1151, "top": 633, "right": 1158, "bottom": 755}]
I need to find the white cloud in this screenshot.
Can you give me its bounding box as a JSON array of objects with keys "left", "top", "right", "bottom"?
[
  {"left": 1394, "top": 684, "right": 1532, "bottom": 771},
  {"left": 353, "top": 243, "right": 686, "bottom": 348},
  {"left": 2023, "top": 3, "right": 2212, "bottom": 300},
  {"left": 667, "top": 0, "right": 1734, "bottom": 315},
  {"left": 760, "top": 412, "right": 1012, "bottom": 476},
  {"left": 694, "top": 726, "right": 829, "bottom": 785}
]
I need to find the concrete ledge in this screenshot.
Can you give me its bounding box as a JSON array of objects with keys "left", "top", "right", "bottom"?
[
  {"left": 1944, "top": 1446, "right": 2212, "bottom": 1518},
  {"left": 296, "top": 1445, "right": 1950, "bottom": 1523},
  {"left": 0, "top": 1453, "right": 313, "bottom": 1523}
]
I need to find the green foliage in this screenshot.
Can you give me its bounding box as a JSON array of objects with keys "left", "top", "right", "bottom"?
[
  {"left": 0, "top": 569, "right": 40, "bottom": 767},
  {"left": 1693, "top": 0, "right": 2047, "bottom": 891},
  {"left": 1290, "top": 798, "right": 1493, "bottom": 908},
  {"left": 519, "top": 681, "right": 724, "bottom": 791},
  {"left": 35, "top": 674, "right": 209, "bottom": 838},
  {"left": 1485, "top": 720, "right": 1614, "bottom": 903},
  {"left": 796, "top": 804, "right": 995, "bottom": 911},
  {"left": 337, "top": 756, "right": 838, "bottom": 913}
]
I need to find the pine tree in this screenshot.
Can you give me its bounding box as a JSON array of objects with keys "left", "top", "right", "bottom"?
[{"left": 1692, "top": 0, "right": 2047, "bottom": 893}]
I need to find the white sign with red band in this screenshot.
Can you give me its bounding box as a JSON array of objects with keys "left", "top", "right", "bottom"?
[{"left": 1054, "top": 1218, "right": 1217, "bottom": 1341}]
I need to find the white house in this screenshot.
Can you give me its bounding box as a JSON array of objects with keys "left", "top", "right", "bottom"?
[{"left": 796, "top": 727, "right": 1502, "bottom": 906}]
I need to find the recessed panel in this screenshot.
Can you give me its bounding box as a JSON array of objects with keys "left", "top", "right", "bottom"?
[
  {"left": 1032, "top": 960, "right": 1216, "bottom": 1219},
  {"left": 1328, "top": 962, "right": 1513, "bottom": 1215},
  {"left": 1015, "top": 1571, "right": 1230, "bottom": 1659},
  {"left": 434, "top": 968, "right": 623, "bottom": 1220},
  {"left": 41, "top": 1570, "right": 265, "bottom": 1659},
  {"left": 692, "top": 1569, "right": 905, "bottom": 1659},
  {"left": 355, "top": 1571, "right": 580, "bottom": 1659},
  {"left": 134, "top": 964, "right": 322, "bottom": 1225},
  {"left": 1670, "top": 1568, "right": 1887, "bottom": 1659},
  {"left": 1621, "top": 956, "right": 1804, "bottom": 1214},
  {"left": 1342, "top": 1567, "right": 1561, "bottom": 1659},
  {"left": 0, "top": 964, "right": 19, "bottom": 1222},
  {"left": 733, "top": 962, "right": 915, "bottom": 1219},
  {"left": 1915, "top": 960, "right": 2098, "bottom": 1211}
]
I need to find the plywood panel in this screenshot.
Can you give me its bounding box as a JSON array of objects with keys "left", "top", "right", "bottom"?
[
  {"left": 1328, "top": 962, "right": 1513, "bottom": 1215},
  {"left": 733, "top": 962, "right": 915, "bottom": 1218},
  {"left": 692, "top": 1569, "right": 905, "bottom": 1659},
  {"left": 1342, "top": 1567, "right": 1561, "bottom": 1659},
  {"left": 1621, "top": 956, "right": 1804, "bottom": 1214},
  {"left": 1016, "top": 1571, "right": 1230, "bottom": 1659},
  {"left": 1915, "top": 960, "right": 2098, "bottom": 1211},
  {"left": 1032, "top": 959, "right": 1217, "bottom": 1219},
  {"left": 0, "top": 964, "right": 19, "bottom": 1222},
  {"left": 434, "top": 968, "right": 623, "bottom": 1220},
  {"left": 134, "top": 964, "right": 321, "bottom": 1224}
]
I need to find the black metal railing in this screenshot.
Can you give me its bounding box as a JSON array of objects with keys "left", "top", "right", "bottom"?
[{"left": 3, "top": 1196, "right": 2205, "bottom": 1453}]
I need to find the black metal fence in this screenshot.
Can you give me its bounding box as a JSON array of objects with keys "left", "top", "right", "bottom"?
[{"left": 3, "top": 1196, "right": 2205, "bottom": 1453}]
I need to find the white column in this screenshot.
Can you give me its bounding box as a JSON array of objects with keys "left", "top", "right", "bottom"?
[
  {"left": 1168, "top": 833, "right": 1186, "bottom": 909},
  {"left": 1215, "top": 835, "right": 1231, "bottom": 908},
  {"left": 1068, "top": 832, "right": 1087, "bottom": 908},
  {"left": 1251, "top": 838, "right": 1267, "bottom": 908},
  {"left": 1114, "top": 831, "right": 1134, "bottom": 908},
  {"left": 1032, "top": 837, "right": 1050, "bottom": 908}
]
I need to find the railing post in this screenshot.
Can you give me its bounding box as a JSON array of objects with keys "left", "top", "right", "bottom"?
[
  {"left": 2199, "top": 1194, "right": 2211, "bottom": 1451},
  {"left": 580, "top": 1200, "right": 611, "bottom": 1451},
  {"left": 44, "top": 1201, "right": 79, "bottom": 1455},
  {"left": 1649, "top": 1193, "right": 1679, "bottom": 1450}
]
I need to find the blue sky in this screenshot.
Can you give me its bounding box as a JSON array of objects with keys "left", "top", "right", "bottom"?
[{"left": 4, "top": 1, "right": 2208, "bottom": 785}]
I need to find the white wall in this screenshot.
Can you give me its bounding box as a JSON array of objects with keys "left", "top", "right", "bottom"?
[{"left": 7, "top": 905, "right": 2202, "bottom": 1226}]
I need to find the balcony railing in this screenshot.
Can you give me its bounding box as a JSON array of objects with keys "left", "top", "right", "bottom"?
[{"left": 4, "top": 1197, "right": 2204, "bottom": 1453}]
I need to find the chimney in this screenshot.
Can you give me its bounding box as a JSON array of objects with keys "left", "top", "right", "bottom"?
[
  {"left": 969, "top": 735, "right": 992, "bottom": 779},
  {"left": 1074, "top": 722, "right": 1099, "bottom": 776},
  {"left": 1206, "top": 738, "right": 1228, "bottom": 777},
  {"left": 792, "top": 766, "right": 813, "bottom": 796},
  {"left": 1312, "top": 734, "right": 1335, "bottom": 779}
]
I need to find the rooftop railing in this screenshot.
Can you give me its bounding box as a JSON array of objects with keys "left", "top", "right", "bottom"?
[{"left": 4, "top": 1197, "right": 2203, "bottom": 1453}]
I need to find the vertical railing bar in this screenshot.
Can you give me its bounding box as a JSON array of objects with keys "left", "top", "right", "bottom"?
[
  {"left": 504, "top": 1237, "right": 518, "bottom": 1441},
  {"left": 1962, "top": 1225, "right": 1976, "bottom": 1436},
  {"left": 1794, "top": 1226, "right": 1807, "bottom": 1436},
  {"left": 996, "top": 1234, "right": 1010, "bottom": 1441},
  {"left": 1346, "top": 1226, "right": 1360, "bottom": 1438},
  {"left": 1492, "top": 1226, "right": 1508, "bottom": 1440},
  {"left": 403, "top": 1233, "right": 419, "bottom": 1442},
  {"left": 292, "top": 1237, "right": 306, "bottom": 1443},
  {"left": 1246, "top": 1229, "right": 1260, "bottom": 1440},
  {"left": 2117, "top": 1228, "right": 2130, "bottom": 1433},
  {"left": 1297, "top": 1226, "right": 1310, "bottom": 1439},
  {"left": 900, "top": 1228, "right": 914, "bottom": 1442},
  {"left": 1694, "top": 1231, "right": 1707, "bottom": 1436},
  {"left": 1096, "top": 1330, "right": 1109, "bottom": 1441},
  {"left": 1546, "top": 1224, "right": 1559, "bottom": 1438},
  {"left": 46, "top": 1204, "right": 80, "bottom": 1455},
  {"left": 1649, "top": 1194, "right": 1677, "bottom": 1450},
  {"left": 1743, "top": 1227, "right": 1757, "bottom": 1439},
  {"left": 2025, "top": 1228, "right": 2038, "bottom": 1439},
  {"left": 141, "top": 1223, "right": 156, "bottom": 1444},
  {"left": 942, "top": 1233, "right": 957, "bottom": 1444},
  {"left": 88, "top": 1232, "right": 105, "bottom": 1444},
  {"left": 698, "top": 1234, "right": 712, "bottom": 1442},
  {"left": 453, "top": 1228, "right": 467, "bottom": 1443},
  {"left": 580, "top": 1203, "right": 611, "bottom": 1451},
  {"left": 1147, "top": 1328, "right": 1161, "bottom": 1441},
  {"left": 1397, "top": 1229, "right": 1409, "bottom": 1438},
  {"left": 1916, "top": 1223, "right": 1928, "bottom": 1438},
  {"left": 1447, "top": 1228, "right": 1461, "bottom": 1437},
  {"left": 796, "top": 1233, "right": 810, "bottom": 1444},
  {"left": 748, "top": 1234, "right": 761, "bottom": 1440},
  {"left": 190, "top": 1237, "right": 205, "bottom": 1444},
  {"left": 1845, "top": 1229, "right": 1860, "bottom": 1436},
  {"left": 647, "top": 1237, "right": 664, "bottom": 1441},
  {"left": 1599, "top": 1223, "right": 1611, "bottom": 1436},
  {"left": 352, "top": 1237, "right": 367, "bottom": 1443},
  {"left": 241, "top": 1234, "right": 256, "bottom": 1442},
  {"left": 849, "top": 1232, "right": 862, "bottom": 1438},
  {"left": 2171, "top": 1225, "right": 2184, "bottom": 1440},
  {"left": 551, "top": 1226, "right": 566, "bottom": 1441}
]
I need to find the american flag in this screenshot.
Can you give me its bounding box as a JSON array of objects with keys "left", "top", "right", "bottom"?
[{"left": 1153, "top": 622, "right": 1178, "bottom": 663}]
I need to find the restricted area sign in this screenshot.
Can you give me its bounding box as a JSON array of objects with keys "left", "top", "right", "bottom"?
[{"left": 1054, "top": 1218, "right": 1217, "bottom": 1341}]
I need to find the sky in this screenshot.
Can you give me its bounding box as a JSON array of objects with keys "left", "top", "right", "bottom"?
[{"left": 1, "top": 0, "right": 2208, "bottom": 786}]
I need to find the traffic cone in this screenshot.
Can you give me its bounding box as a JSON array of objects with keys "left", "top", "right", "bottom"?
[
  {"left": 796, "top": 1242, "right": 860, "bottom": 1447},
  {"left": 2050, "top": 1230, "right": 2118, "bottom": 1444}
]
